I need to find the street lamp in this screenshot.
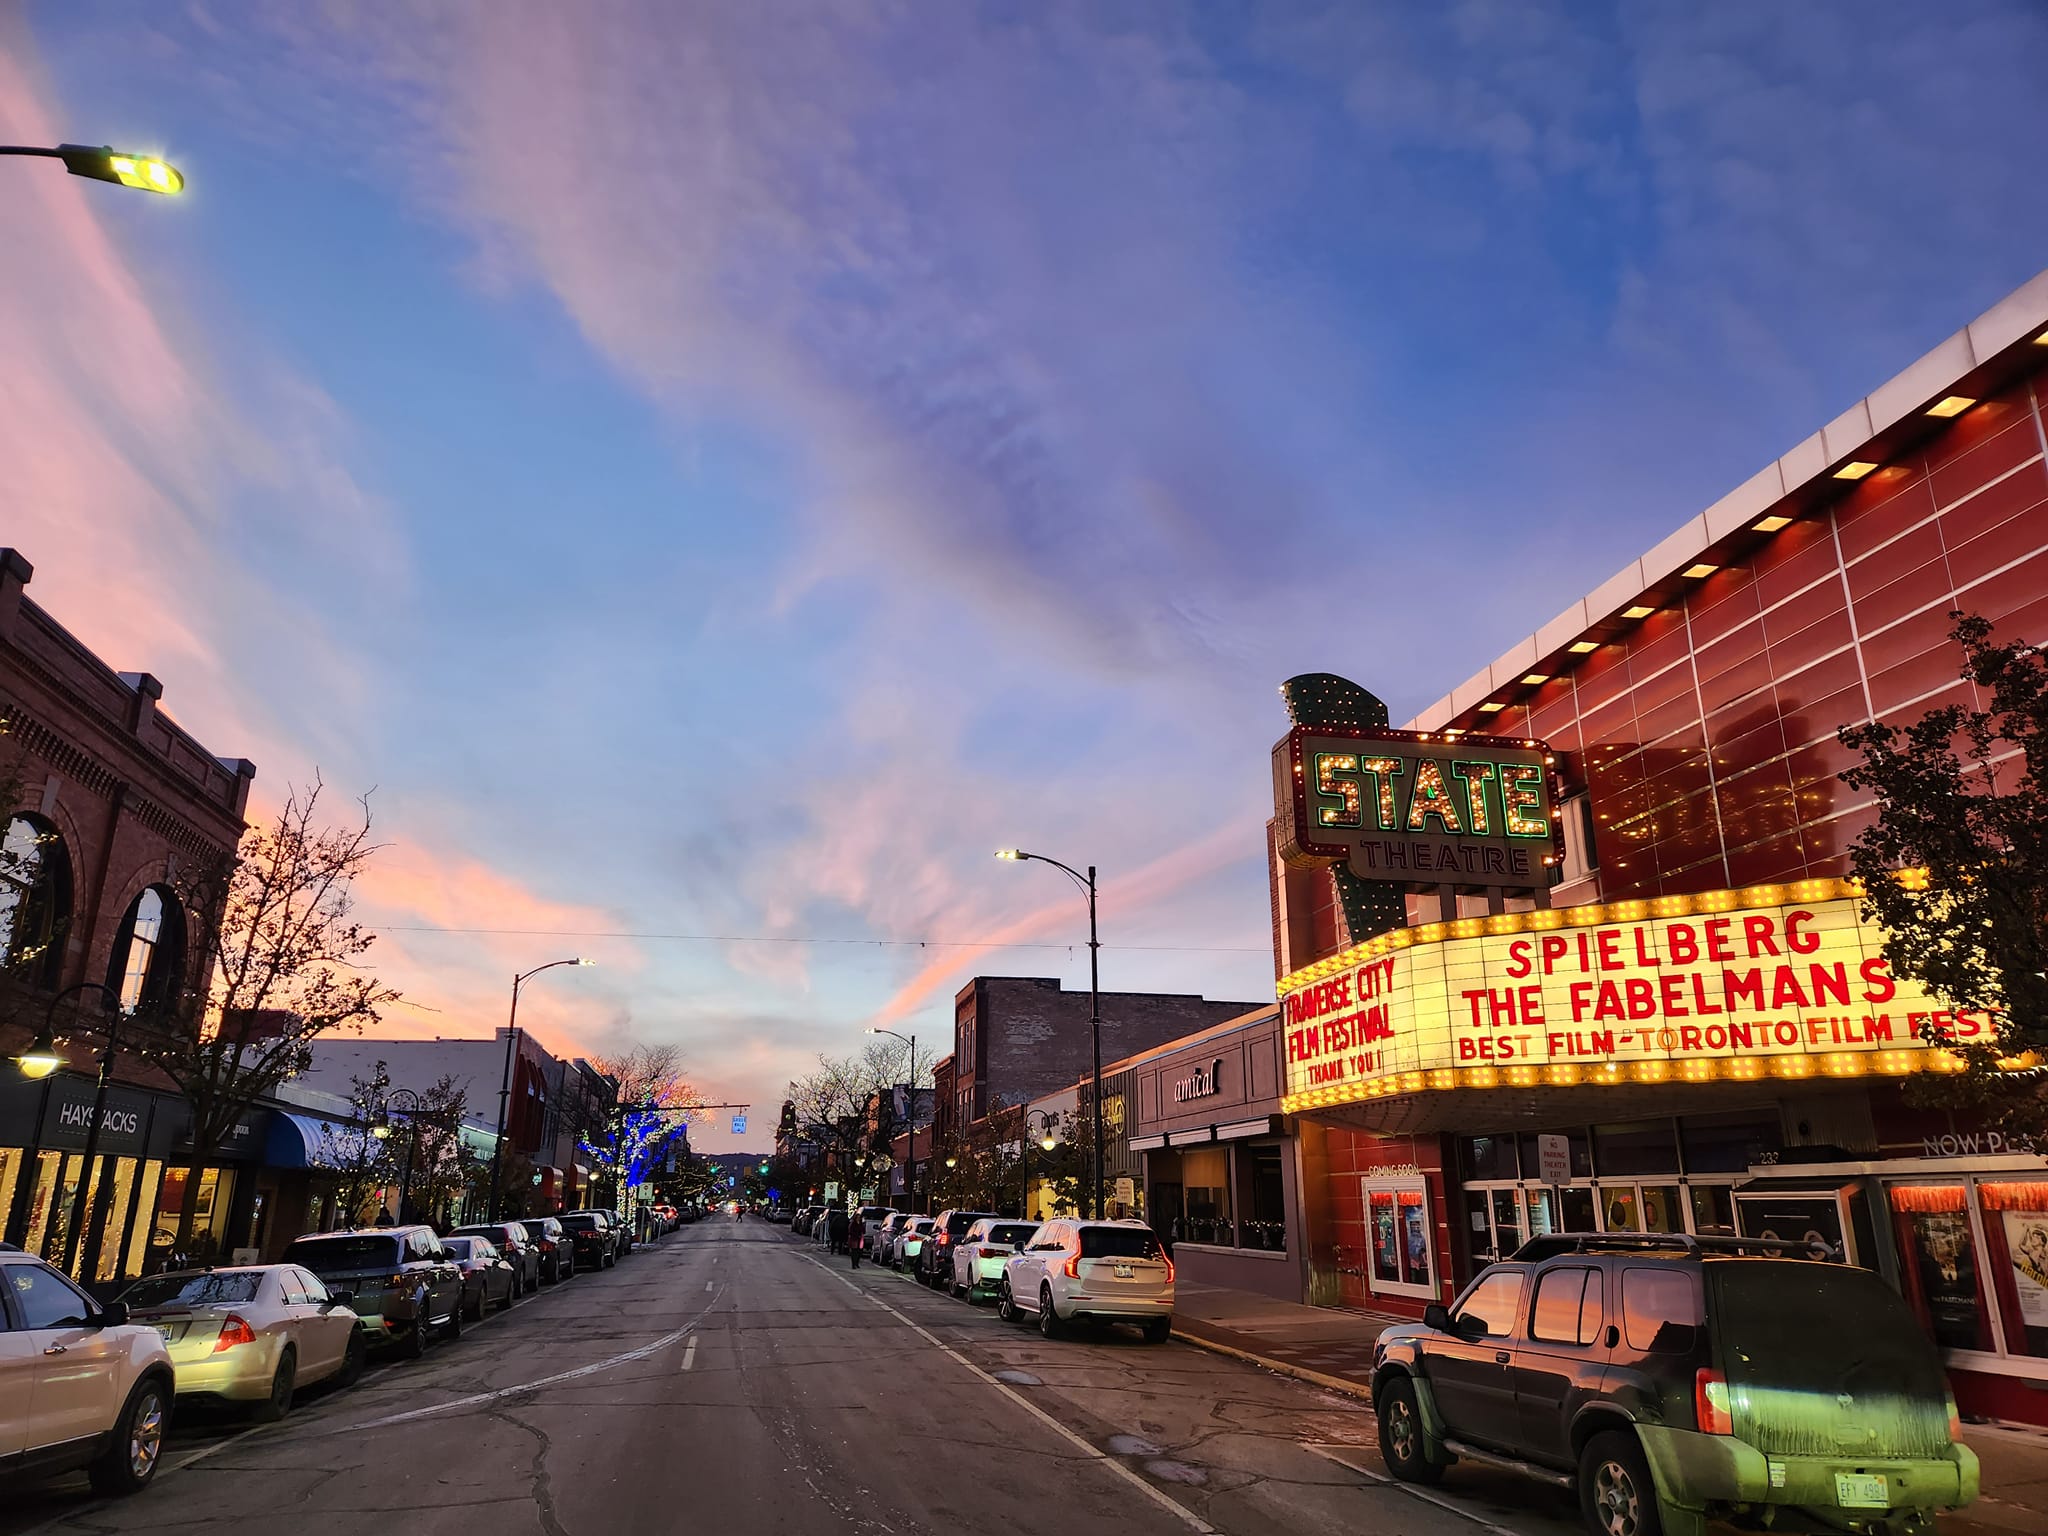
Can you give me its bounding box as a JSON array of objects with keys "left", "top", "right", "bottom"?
[
  {"left": 1020, "top": 1108, "right": 1063, "bottom": 1219},
  {"left": 0, "top": 144, "right": 183, "bottom": 193},
  {"left": 996, "top": 850, "right": 1104, "bottom": 1218},
  {"left": 18, "top": 982, "right": 129, "bottom": 1276},
  {"left": 380, "top": 1088, "right": 427, "bottom": 1224},
  {"left": 867, "top": 1026, "right": 922, "bottom": 1213},
  {"left": 489, "top": 958, "right": 594, "bottom": 1218}
]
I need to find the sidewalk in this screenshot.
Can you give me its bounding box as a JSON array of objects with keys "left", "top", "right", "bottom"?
[{"left": 1169, "top": 1279, "right": 2048, "bottom": 1534}]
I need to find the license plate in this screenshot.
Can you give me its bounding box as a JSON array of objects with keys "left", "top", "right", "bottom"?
[
  {"left": 155, "top": 1326, "right": 175, "bottom": 1342},
  {"left": 1113, "top": 1263, "right": 1134, "bottom": 1278},
  {"left": 1835, "top": 1474, "right": 1889, "bottom": 1509}
]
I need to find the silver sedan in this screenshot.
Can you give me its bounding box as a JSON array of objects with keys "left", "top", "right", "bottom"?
[{"left": 118, "top": 1264, "right": 367, "bottom": 1421}]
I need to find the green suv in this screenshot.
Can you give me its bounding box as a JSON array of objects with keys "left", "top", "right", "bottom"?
[{"left": 1371, "top": 1235, "right": 1977, "bottom": 1536}]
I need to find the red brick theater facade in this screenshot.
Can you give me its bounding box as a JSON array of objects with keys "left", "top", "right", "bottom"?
[
  {"left": 0, "top": 550, "right": 256, "bottom": 1285},
  {"left": 1269, "top": 270, "right": 2048, "bottom": 1423}
]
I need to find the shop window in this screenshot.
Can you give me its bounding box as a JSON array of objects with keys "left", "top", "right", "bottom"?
[
  {"left": 1679, "top": 1111, "right": 1782, "bottom": 1173},
  {"left": 1603, "top": 1187, "right": 1640, "bottom": 1232},
  {"left": 108, "top": 885, "right": 185, "bottom": 1014},
  {"left": 1977, "top": 1179, "right": 2048, "bottom": 1359},
  {"left": 0, "top": 1148, "right": 20, "bottom": 1239},
  {"left": 0, "top": 813, "right": 72, "bottom": 988},
  {"left": 1689, "top": 1185, "right": 1736, "bottom": 1236},
  {"left": 123, "top": 1162, "right": 163, "bottom": 1277},
  {"left": 1492, "top": 1189, "right": 1523, "bottom": 1255},
  {"left": 1180, "top": 1147, "right": 1231, "bottom": 1245},
  {"left": 1240, "top": 1143, "right": 1287, "bottom": 1252},
  {"left": 1559, "top": 1187, "right": 1597, "bottom": 1232},
  {"left": 1459, "top": 1134, "right": 1518, "bottom": 1181},
  {"left": 1593, "top": 1120, "right": 1680, "bottom": 1177},
  {"left": 1888, "top": 1184, "right": 1992, "bottom": 1353},
  {"left": 1641, "top": 1185, "right": 1684, "bottom": 1234},
  {"left": 93, "top": 1158, "right": 140, "bottom": 1282}
]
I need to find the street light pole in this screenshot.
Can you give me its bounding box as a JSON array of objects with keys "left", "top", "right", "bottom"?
[
  {"left": 995, "top": 851, "right": 1103, "bottom": 1219},
  {"left": 488, "top": 958, "right": 593, "bottom": 1219},
  {"left": 866, "top": 1027, "right": 920, "bottom": 1212},
  {"left": 383, "top": 1088, "right": 425, "bottom": 1224},
  {"left": 39, "top": 982, "right": 125, "bottom": 1277}
]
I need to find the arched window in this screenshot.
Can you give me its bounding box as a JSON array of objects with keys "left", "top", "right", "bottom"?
[
  {"left": 0, "top": 813, "right": 72, "bottom": 988},
  {"left": 109, "top": 884, "right": 184, "bottom": 1013}
]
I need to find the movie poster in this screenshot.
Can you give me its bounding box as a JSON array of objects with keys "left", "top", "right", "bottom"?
[
  {"left": 2007, "top": 1212, "right": 2048, "bottom": 1329},
  {"left": 1400, "top": 1194, "right": 1430, "bottom": 1286},
  {"left": 1370, "top": 1192, "right": 1399, "bottom": 1282},
  {"left": 1909, "top": 1210, "right": 1980, "bottom": 1350}
]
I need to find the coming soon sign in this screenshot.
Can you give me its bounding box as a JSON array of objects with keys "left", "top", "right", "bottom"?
[{"left": 1278, "top": 881, "right": 2000, "bottom": 1112}]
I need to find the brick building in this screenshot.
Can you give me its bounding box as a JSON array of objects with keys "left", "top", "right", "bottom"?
[
  {"left": 0, "top": 548, "right": 255, "bottom": 1283},
  {"left": 950, "top": 976, "right": 1265, "bottom": 1127},
  {"left": 1268, "top": 268, "right": 2048, "bottom": 1422}
]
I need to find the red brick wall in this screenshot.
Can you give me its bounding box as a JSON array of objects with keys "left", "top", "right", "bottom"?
[{"left": 1323, "top": 1125, "right": 1457, "bottom": 1315}]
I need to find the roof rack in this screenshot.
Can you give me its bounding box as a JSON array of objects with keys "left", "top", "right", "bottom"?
[{"left": 1506, "top": 1232, "right": 1829, "bottom": 1262}]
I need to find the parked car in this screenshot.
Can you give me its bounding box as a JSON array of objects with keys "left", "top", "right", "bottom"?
[
  {"left": 999, "top": 1219, "right": 1174, "bottom": 1343},
  {"left": 894, "top": 1217, "right": 937, "bottom": 1271},
  {"left": 0, "top": 1246, "right": 177, "bottom": 1494},
  {"left": 792, "top": 1208, "right": 815, "bottom": 1236},
  {"left": 281, "top": 1226, "right": 464, "bottom": 1358},
  {"left": 1370, "top": 1234, "right": 1979, "bottom": 1536},
  {"left": 949, "top": 1219, "right": 1040, "bottom": 1301},
  {"left": 918, "top": 1210, "right": 1000, "bottom": 1287},
  {"left": 517, "top": 1216, "right": 576, "bottom": 1282},
  {"left": 442, "top": 1236, "right": 519, "bottom": 1319},
  {"left": 557, "top": 1210, "right": 619, "bottom": 1269},
  {"left": 871, "top": 1212, "right": 910, "bottom": 1262},
  {"left": 608, "top": 1209, "right": 636, "bottom": 1254},
  {"left": 118, "top": 1264, "right": 366, "bottom": 1422},
  {"left": 452, "top": 1221, "right": 543, "bottom": 1294}
]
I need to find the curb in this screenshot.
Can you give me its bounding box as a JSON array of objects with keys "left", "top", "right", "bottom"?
[{"left": 1170, "top": 1325, "right": 1378, "bottom": 1408}]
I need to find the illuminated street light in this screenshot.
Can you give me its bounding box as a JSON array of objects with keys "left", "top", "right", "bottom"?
[
  {"left": 14, "top": 1025, "right": 62, "bottom": 1079},
  {"left": 1, "top": 143, "right": 184, "bottom": 194}
]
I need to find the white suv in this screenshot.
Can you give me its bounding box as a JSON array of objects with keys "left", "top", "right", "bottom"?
[
  {"left": 1, "top": 1247, "right": 178, "bottom": 1493},
  {"left": 998, "top": 1219, "right": 1174, "bottom": 1343}
]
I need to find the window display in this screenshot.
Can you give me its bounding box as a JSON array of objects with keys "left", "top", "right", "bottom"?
[
  {"left": 1888, "top": 1184, "right": 1989, "bottom": 1352},
  {"left": 1978, "top": 1179, "right": 2048, "bottom": 1359},
  {"left": 1363, "top": 1176, "right": 1434, "bottom": 1297}
]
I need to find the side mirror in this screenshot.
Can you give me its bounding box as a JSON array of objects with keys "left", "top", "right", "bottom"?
[
  {"left": 327, "top": 1289, "right": 356, "bottom": 1309},
  {"left": 95, "top": 1300, "right": 129, "bottom": 1329},
  {"left": 1422, "top": 1302, "right": 1453, "bottom": 1333}
]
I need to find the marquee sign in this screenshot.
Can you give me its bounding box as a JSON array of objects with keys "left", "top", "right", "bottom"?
[
  {"left": 1277, "top": 880, "right": 2001, "bottom": 1113},
  {"left": 1273, "top": 725, "right": 1558, "bottom": 894}
]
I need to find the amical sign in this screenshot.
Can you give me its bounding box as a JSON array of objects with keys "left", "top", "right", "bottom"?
[{"left": 1174, "top": 1057, "right": 1223, "bottom": 1103}]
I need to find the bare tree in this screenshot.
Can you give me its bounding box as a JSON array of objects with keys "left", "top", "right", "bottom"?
[
  {"left": 145, "top": 776, "right": 399, "bottom": 1249},
  {"left": 310, "top": 1059, "right": 397, "bottom": 1228},
  {"left": 574, "top": 1044, "right": 700, "bottom": 1205},
  {"left": 783, "top": 1038, "right": 929, "bottom": 1194}
]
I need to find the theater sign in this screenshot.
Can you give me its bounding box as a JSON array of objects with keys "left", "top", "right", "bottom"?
[{"left": 1278, "top": 878, "right": 2002, "bottom": 1114}]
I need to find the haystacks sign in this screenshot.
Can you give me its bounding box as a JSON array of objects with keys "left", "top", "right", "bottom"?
[
  {"left": 1278, "top": 884, "right": 2001, "bottom": 1111},
  {"left": 1273, "top": 725, "right": 1557, "bottom": 896}
]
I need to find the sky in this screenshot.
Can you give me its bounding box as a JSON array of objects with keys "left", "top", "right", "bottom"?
[{"left": 5, "top": 1, "right": 2047, "bottom": 1152}]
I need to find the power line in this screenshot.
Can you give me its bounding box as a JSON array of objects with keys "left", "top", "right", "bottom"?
[{"left": 369, "top": 923, "right": 1266, "bottom": 955}]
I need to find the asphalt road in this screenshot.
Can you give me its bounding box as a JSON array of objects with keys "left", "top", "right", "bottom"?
[{"left": 0, "top": 1221, "right": 1672, "bottom": 1536}]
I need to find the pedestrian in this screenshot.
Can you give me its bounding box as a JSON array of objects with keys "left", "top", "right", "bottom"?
[
  {"left": 849, "top": 1208, "right": 862, "bottom": 1270},
  {"left": 826, "top": 1205, "right": 849, "bottom": 1254}
]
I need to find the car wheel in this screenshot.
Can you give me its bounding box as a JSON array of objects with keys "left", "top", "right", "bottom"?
[
  {"left": 998, "top": 1278, "right": 1021, "bottom": 1323},
  {"left": 1038, "top": 1285, "right": 1063, "bottom": 1339},
  {"left": 1580, "top": 1431, "right": 1660, "bottom": 1536},
  {"left": 603, "top": 1249, "right": 615, "bottom": 1269},
  {"left": 89, "top": 1375, "right": 169, "bottom": 1495},
  {"left": 441, "top": 1295, "right": 464, "bottom": 1341},
  {"left": 252, "top": 1348, "right": 297, "bottom": 1423},
  {"left": 335, "top": 1327, "right": 368, "bottom": 1388},
  {"left": 1142, "top": 1318, "right": 1171, "bottom": 1345},
  {"left": 497, "top": 1280, "right": 516, "bottom": 1312},
  {"left": 1377, "top": 1375, "right": 1443, "bottom": 1484},
  {"left": 399, "top": 1312, "right": 430, "bottom": 1358},
  {"left": 466, "top": 1285, "right": 486, "bottom": 1321}
]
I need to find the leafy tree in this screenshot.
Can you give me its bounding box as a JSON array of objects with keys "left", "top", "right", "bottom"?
[{"left": 1839, "top": 611, "right": 2048, "bottom": 1138}]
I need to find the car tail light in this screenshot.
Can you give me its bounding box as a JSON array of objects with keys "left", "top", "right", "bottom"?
[
  {"left": 977, "top": 1247, "right": 1004, "bottom": 1260},
  {"left": 214, "top": 1315, "right": 257, "bottom": 1353},
  {"left": 1063, "top": 1248, "right": 1081, "bottom": 1279},
  {"left": 388, "top": 1272, "right": 411, "bottom": 1290},
  {"left": 1162, "top": 1254, "right": 1175, "bottom": 1284},
  {"left": 1694, "top": 1368, "right": 1733, "bottom": 1435},
  {"left": 1947, "top": 1394, "right": 1962, "bottom": 1439}
]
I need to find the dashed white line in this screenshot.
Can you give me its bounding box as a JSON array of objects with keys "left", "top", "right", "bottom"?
[{"left": 681, "top": 1336, "right": 699, "bottom": 1372}]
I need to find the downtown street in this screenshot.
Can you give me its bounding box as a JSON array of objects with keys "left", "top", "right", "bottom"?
[{"left": 3, "top": 1218, "right": 2038, "bottom": 1536}]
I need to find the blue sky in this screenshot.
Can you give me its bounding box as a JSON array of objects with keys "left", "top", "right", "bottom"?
[{"left": 6, "top": 2, "right": 2047, "bottom": 1149}]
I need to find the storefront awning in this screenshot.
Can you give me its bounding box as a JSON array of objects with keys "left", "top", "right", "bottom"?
[
  {"left": 1129, "top": 1134, "right": 1166, "bottom": 1152},
  {"left": 266, "top": 1111, "right": 357, "bottom": 1169}
]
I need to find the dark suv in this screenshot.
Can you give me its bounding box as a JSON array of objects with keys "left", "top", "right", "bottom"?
[
  {"left": 281, "top": 1226, "right": 464, "bottom": 1359},
  {"left": 557, "top": 1210, "right": 618, "bottom": 1269},
  {"left": 517, "top": 1216, "right": 575, "bottom": 1282},
  {"left": 917, "top": 1210, "right": 999, "bottom": 1287},
  {"left": 1372, "top": 1235, "right": 1978, "bottom": 1536}
]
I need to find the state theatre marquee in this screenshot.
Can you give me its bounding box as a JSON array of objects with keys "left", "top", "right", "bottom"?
[{"left": 1277, "top": 878, "right": 2005, "bottom": 1117}]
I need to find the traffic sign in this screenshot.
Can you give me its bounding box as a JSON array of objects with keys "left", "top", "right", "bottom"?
[
  {"left": 731, "top": 1114, "right": 747, "bottom": 1136},
  {"left": 1537, "top": 1133, "right": 1571, "bottom": 1185}
]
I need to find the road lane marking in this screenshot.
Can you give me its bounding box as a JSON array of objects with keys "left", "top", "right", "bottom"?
[
  {"left": 705, "top": 1280, "right": 714, "bottom": 1291},
  {"left": 1304, "top": 1443, "right": 1522, "bottom": 1536},
  {"left": 798, "top": 1255, "right": 1214, "bottom": 1534},
  {"left": 681, "top": 1336, "right": 698, "bottom": 1371}
]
